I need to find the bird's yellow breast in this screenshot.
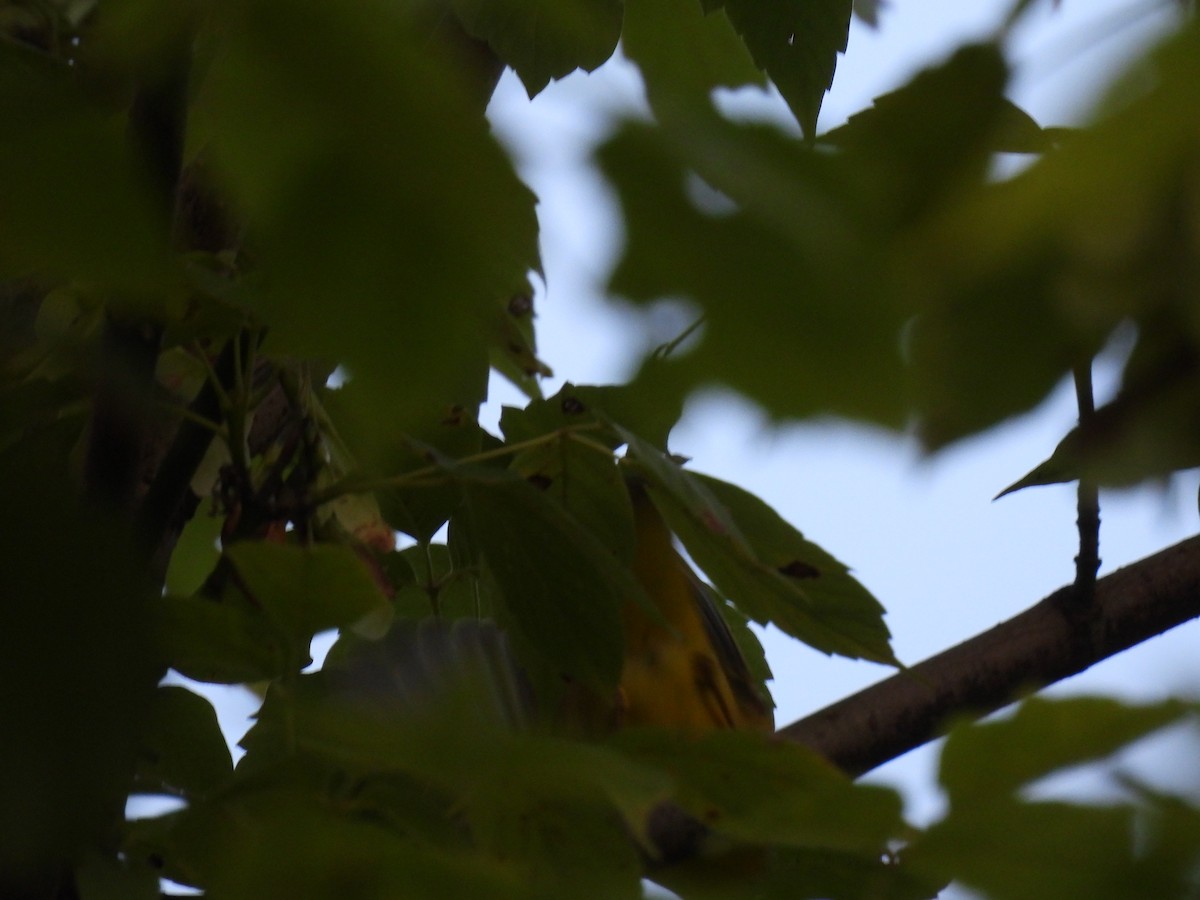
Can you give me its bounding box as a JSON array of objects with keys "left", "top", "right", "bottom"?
[{"left": 618, "top": 490, "right": 773, "bottom": 735}]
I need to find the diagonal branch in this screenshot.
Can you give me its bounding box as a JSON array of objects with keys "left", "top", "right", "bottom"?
[{"left": 777, "top": 534, "right": 1200, "bottom": 776}]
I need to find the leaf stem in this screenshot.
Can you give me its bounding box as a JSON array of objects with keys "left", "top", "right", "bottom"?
[{"left": 307, "top": 423, "right": 605, "bottom": 507}]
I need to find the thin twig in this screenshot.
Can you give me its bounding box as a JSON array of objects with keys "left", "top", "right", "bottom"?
[
  {"left": 306, "top": 424, "right": 605, "bottom": 507},
  {"left": 1072, "top": 362, "right": 1101, "bottom": 607}
]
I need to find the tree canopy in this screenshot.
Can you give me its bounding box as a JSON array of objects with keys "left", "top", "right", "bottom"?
[{"left": 2, "top": 0, "right": 1200, "bottom": 898}]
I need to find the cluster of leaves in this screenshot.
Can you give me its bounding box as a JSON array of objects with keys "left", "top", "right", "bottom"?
[{"left": 4, "top": 0, "right": 1200, "bottom": 897}]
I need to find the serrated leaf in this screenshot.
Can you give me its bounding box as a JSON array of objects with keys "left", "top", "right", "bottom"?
[
  {"left": 135, "top": 686, "right": 233, "bottom": 799},
  {"left": 938, "top": 696, "right": 1192, "bottom": 804},
  {"left": 490, "top": 287, "right": 551, "bottom": 399},
  {"left": 500, "top": 378, "right": 684, "bottom": 451},
  {"left": 722, "top": 0, "right": 852, "bottom": 138},
  {"left": 510, "top": 436, "right": 636, "bottom": 563},
  {"left": 450, "top": 0, "right": 623, "bottom": 96},
  {"left": 225, "top": 542, "right": 393, "bottom": 643},
  {"left": 623, "top": 0, "right": 764, "bottom": 116},
  {"left": 460, "top": 470, "right": 640, "bottom": 687},
  {"left": 623, "top": 432, "right": 897, "bottom": 664},
  {"left": 819, "top": 44, "right": 1017, "bottom": 225}
]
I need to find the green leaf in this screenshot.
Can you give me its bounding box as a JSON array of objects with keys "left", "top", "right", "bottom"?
[
  {"left": 598, "top": 119, "right": 909, "bottom": 428},
  {"left": 238, "top": 654, "right": 670, "bottom": 883},
  {"left": 900, "top": 22, "right": 1200, "bottom": 450},
  {"left": 489, "top": 287, "right": 552, "bottom": 399},
  {"left": 450, "top": 0, "right": 623, "bottom": 96},
  {"left": 624, "top": 432, "right": 897, "bottom": 664},
  {"left": 510, "top": 436, "right": 636, "bottom": 563},
  {"left": 198, "top": 0, "right": 538, "bottom": 441},
  {"left": 722, "top": 0, "right": 852, "bottom": 138},
  {"left": 998, "top": 325, "right": 1200, "bottom": 495},
  {"left": 623, "top": 0, "right": 763, "bottom": 115},
  {"left": 133, "top": 787, "right": 542, "bottom": 900},
  {"left": 164, "top": 510, "right": 222, "bottom": 596},
  {"left": 155, "top": 592, "right": 290, "bottom": 684},
  {"left": 911, "top": 799, "right": 1147, "bottom": 900},
  {"left": 819, "top": 44, "right": 1016, "bottom": 225},
  {"left": 225, "top": 542, "right": 393, "bottom": 643},
  {"left": 903, "top": 244, "right": 1084, "bottom": 450},
  {"left": 938, "top": 696, "right": 1192, "bottom": 805},
  {"left": 322, "top": 380, "right": 486, "bottom": 540},
  {"left": 500, "top": 377, "right": 685, "bottom": 451},
  {"left": 460, "top": 470, "right": 635, "bottom": 687},
  {"left": 135, "top": 686, "right": 233, "bottom": 799},
  {"left": 614, "top": 729, "right": 904, "bottom": 852},
  {"left": 994, "top": 429, "right": 1083, "bottom": 499},
  {"left": 0, "top": 43, "right": 174, "bottom": 292},
  {"left": 285, "top": 667, "right": 670, "bottom": 814}
]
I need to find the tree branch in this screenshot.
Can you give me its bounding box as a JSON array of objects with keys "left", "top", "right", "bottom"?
[{"left": 777, "top": 534, "right": 1200, "bottom": 776}]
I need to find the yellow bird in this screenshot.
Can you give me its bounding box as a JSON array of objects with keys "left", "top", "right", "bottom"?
[{"left": 618, "top": 485, "right": 774, "bottom": 735}]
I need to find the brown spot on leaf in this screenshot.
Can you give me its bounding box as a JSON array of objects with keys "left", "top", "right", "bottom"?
[
  {"left": 779, "top": 560, "right": 820, "bottom": 579},
  {"left": 440, "top": 404, "right": 468, "bottom": 426},
  {"left": 527, "top": 474, "right": 553, "bottom": 491},
  {"left": 561, "top": 395, "right": 586, "bottom": 415},
  {"left": 507, "top": 293, "right": 533, "bottom": 317}
]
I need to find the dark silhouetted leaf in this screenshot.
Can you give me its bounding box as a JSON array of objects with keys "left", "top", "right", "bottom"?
[
  {"left": 451, "top": 0, "right": 623, "bottom": 96},
  {"left": 135, "top": 685, "right": 233, "bottom": 799},
  {"left": 722, "top": 0, "right": 852, "bottom": 138},
  {"left": 623, "top": 0, "right": 763, "bottom": 116}
]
